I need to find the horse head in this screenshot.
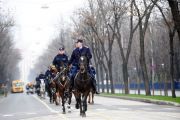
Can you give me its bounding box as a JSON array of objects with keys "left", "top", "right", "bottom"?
[
  {"left": 58, "top": 62, "right": 68, "bottom": 83},
  {"left": 79, "top": 56, "right": 88, "bottom": 74}
]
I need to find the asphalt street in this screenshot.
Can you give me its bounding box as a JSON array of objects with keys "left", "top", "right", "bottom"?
[{"left": 0, "top": 92, "right": 180, "bottom": 120}]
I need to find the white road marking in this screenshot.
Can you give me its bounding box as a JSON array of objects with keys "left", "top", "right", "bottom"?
[
  {"left": 26, "top": 112, "right": 37, "bottom": 115},
  {"left": 118, "top": 108, "right": 129, "bottom": 110},
  {"left": 3, "top": 114, "right": 14, "bottom": 117},
  {"left": 141, "top": 108, "right": 154, "bottom": 111},
  {"left": 164, "top": 108, "right": 176, "bottom": 110},
  {"left": 96, "top": 108, "right": 106, "bottom": 111},
  {"left": 32, "top": 95, "right": 59, "bottom": 113}
]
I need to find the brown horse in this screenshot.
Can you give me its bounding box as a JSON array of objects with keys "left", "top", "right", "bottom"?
[
  {"left": 74, "top": 56, "right": 92, "bottom": 117},
  {"left": 47, "top": 67, "right": 60, "bottom": 105},
  {"left": 55, "top": 64, "right": 72, "bottom": 114}
]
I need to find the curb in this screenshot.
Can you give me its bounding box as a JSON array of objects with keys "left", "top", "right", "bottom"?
[{"left": 98, "top": 95, "right": 180, "bottom": 107}]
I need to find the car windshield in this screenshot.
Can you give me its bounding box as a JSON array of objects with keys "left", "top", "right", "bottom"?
[{"left": 13, "top": 82, "right": 23, "bottom": 87}]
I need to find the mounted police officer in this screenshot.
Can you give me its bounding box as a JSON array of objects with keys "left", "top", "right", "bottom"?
[
  {"left": 68, "top": 39, "right": 99, "bottom": 94},
  {"left": 52, "top": 47, "right": 68, "bottom": 72},
  {"left": 44, "top": 65, "right": 56, "bottom": 91},
  {"left": 45, "top": 64, "right": 57, "bottom": 102},
  {"left": 35, "top": 72, "right": 46, "bottom": 96}
]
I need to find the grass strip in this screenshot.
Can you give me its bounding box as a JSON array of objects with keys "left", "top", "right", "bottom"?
[{"left": 100, "top": 93, "right": 180, "bottom": 104}]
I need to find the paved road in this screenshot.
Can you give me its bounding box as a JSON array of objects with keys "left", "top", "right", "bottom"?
[{"left": 0, "top": 93, "right": 180, "bottom": 120}]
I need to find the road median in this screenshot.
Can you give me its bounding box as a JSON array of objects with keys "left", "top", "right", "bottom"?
[{"left": 99, "top": 93, "right": 180, "bottom": 107}]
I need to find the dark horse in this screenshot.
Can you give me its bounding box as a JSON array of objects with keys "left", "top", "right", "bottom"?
[
  {"left": 46, "top": 68, "right": 59, "bottom": 105},
  {"left": 74, "top": 56, "right": 92, "bottom": 117},
  {"left": 56, "top": 63, "right": 72, "bottom": 114}
]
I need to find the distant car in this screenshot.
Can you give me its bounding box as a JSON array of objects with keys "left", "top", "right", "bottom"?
[{"left": 11, "top": 80, "right": 24, "bottom": 93}]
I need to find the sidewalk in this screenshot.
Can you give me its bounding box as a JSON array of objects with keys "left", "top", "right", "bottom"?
[
  {"left": 100, "top": 89, "right": 180, "bottom": 97},
  {"left": 99, "top": 94, "right": 180, "bottom": 107}
]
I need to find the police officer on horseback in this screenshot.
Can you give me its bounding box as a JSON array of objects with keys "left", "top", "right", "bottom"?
[
  {"left": 35, "top": 72, "right": 46, "bottom": 96},
  {"left": 44, "top": 65, "right": 56, "bottom": 90},
  {"left": 52, "top": 47, "right": 68, "bottom": 72},
  {"left": 68, "top": 39, "right": 99, "bottom": 94}
]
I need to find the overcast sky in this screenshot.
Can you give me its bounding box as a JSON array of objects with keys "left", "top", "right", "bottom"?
[{"left": 1, "top": 0, "right": 85, "bottom": 81}]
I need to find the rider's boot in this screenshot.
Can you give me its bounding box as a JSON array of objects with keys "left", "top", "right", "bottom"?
[{"left": 92, "top": 78, "right": 100, "bottom": 94}]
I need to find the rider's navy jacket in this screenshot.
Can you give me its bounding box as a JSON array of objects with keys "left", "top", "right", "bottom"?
[
  {"left": 35, "top": 74, "right": 45, "bottom": 86},
  {"left": 38, "top": 74, "right": 46, "bottom": 80},
  {"left": 45, "top": 69, "right": 52, "bottom": 79},
  {"left": 45, "top": 69, "right": 56, "bottom": 79},
  {"left": 53, "top": 54, "right": 68, "bottom": 68},
  {"left": 68, "top": 46, "right": 92, "bottom": 66}
]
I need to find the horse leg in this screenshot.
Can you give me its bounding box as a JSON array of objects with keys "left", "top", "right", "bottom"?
[
  {"left": 88, "top": 93, "right": 90, "bottom": 104},
  {"left": 92, "top": 93, "right": 94, "bottom": 104},
  {"left": 52, "top": 92, "right": 56, "bottom": 103},
  {"left": 75, "top": 96, "right": 80, "bottom": 109},
  {"left": 55, "top": 92, "right": 59, "bottom": 105},
  {"left": 42, "top": 90, "right": 45, "bottom": 99},
  {"left": 67, "top": 92, "right": 72, "bottom": 113},
  {"left": 48, "top": 89, "right": 51, "bottom": 103},
  {"left": 81, "top": 95, "right": 88, "bottom": 117},
  {"left": 79, "top": 95, "right": 83, "bottom": 116},
  {"left": 44, "top": 89, "right": 46, "bottom": 99},
  {"left": 61, "top": 95, "right": 66, "bottom": 114},
  {"left": 68, "top": 92, "right": 72, "bottom": 105}
]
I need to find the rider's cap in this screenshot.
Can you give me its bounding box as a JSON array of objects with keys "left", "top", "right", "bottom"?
[
  {"left": 59, "top": 47, "right": 65, "bottom": 51},
  {"left": 76, "top": 39, "right": 83, "bottom": 43}
]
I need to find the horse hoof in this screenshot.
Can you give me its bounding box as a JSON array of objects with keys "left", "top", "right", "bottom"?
[
  {"left": 88, "top": 101, "right": 90, "bottom": 104},
  {"left": 62, "top": 111, "right": 66, "bottom": 114},
  {"left": 81, "top": 113, "right": 86, "bottom": 117}
]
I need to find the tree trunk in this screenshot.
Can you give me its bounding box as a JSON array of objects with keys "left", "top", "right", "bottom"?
[
  {"left": 169, "top": 32, "right": 176, "bottom": 98},
  {"left": 122, "top": 62, "right": 129, "bottom": 94},
  {"left": 100, "top": 63, "right": 105, "bottom": 93},
  {"left": 105, "top": 72, "right": 109, "bottom": 93},
  {"left": 164, "top": 74, "right": 168, "bottom": 96},
  {"left": 159, "top": 74, "right": 162, "bottom": 96},
  {"left": 95, "top": 63, "right": 100, "bottom": 92},
  {"left": 168, "top": 0, "right": 180, "bottom": 43},
  {"left": 139, "top": 27, "right": 151, "bottom": 96},
  {"left": 137, "top": 78, "right": 140, "bottom": 95},
  {"left": 174, "top": 52, "right": 180, "bottom": 80},
  {"left": 108, "top": 58, "right": 115, "bottom": 94},
  {"left": 134, "top": 55, "right": 141, "bottom": 95},
  {"left": 140, "top": 57, "right": 151, "bottom": 96}
]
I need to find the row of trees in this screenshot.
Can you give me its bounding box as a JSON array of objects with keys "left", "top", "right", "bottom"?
[
  {"left": 0, "top": 13, "right": 21, "bottom": 84},
  {"left": 31, "top": 0, "right": 180, "bottom": 97}
]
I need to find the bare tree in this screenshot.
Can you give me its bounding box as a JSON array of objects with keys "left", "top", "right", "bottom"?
[
  {"left": 0, "top": 13, "right": 21, "bottom": 83},
  {"left": 153, "top": 1, "right": 177, "bottom": 97},
  {"left": 167, "top": 0, "right": 180, "bottom": 43},
  {"left": 133, "top": 0, "right": 159, "bottom": 95}
]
